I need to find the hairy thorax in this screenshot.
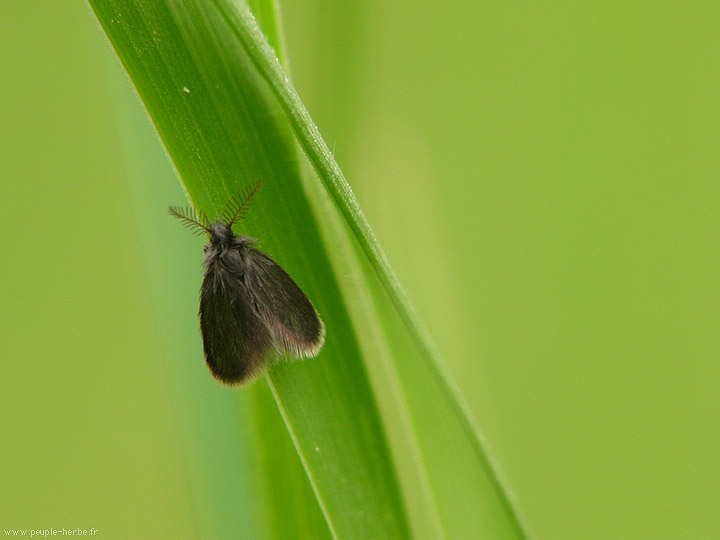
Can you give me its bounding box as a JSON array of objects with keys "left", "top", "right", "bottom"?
[{"left": 202, "top": 222, "right": 256, "bottom": 271}]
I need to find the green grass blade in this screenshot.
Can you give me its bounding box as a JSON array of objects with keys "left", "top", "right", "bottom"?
[
  {"left": 311, "top": 179, "right": 531, "bottom": 539},
  {"left": 88, "top": 1, "right": 410, "bottom": 539},
  {"left": 212, "top": 1, "right": 529, "bottom": 538}
]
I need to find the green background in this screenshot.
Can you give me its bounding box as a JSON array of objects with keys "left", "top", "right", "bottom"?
[{"left": 2, "top": 2, "right": 719, "bottom": 539}]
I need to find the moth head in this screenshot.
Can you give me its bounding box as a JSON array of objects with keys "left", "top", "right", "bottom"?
[{"left": 210, "top": 221, "right": 235, "bottom": 245}]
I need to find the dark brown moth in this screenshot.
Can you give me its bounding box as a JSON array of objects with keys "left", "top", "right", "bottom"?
[{"left": 169, "top": 183, "right": 325, "bottom": 385}]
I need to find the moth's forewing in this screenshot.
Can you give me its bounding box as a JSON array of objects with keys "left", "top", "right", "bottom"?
[
  {"left": 199, "top": 264, "right": 273, "bottom": 385},
  {"left": 245, "top": 248, "right": 325, "bottom": 358}
]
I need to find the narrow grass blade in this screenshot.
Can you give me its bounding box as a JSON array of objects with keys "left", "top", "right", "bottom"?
[
  {"left": 212, "top": 1, "right": 530, "bottom": 538},
  {"left": 88, "top": 1, "right": 411, "bottom": 538}
]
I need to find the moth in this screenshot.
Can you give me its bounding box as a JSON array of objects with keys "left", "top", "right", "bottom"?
[{"left": 169, "top": 183, "right": 325, "bottom": 385}]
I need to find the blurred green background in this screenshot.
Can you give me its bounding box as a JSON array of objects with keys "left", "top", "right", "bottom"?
[{"left": 2, "top": 2, "right": 719, "bottom": 539}]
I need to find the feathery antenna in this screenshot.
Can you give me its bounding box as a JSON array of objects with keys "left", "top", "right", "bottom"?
[
  {"left": 168, "top": 205, "right": 211, "bottom": 236},
  {"left": 222, "top": 181, "right": 264, "bottom": 226}
]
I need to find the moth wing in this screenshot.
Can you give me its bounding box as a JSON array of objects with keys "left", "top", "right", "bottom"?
[
  {"left": 199, "top": 265, "right": 273, "bottom": 385},
  {"left": 245, "top": 248, "right": 325, "bottom": 358}
]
